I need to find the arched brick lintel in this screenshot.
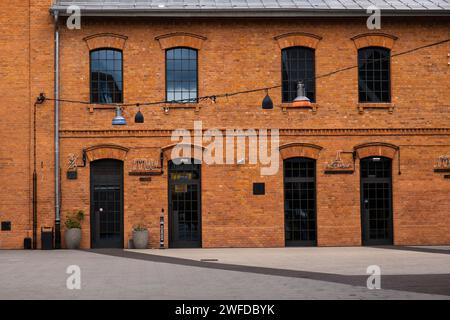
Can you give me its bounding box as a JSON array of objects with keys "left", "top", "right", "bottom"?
[
  {"left": 354, "top": 142, "right": 399, "bottom": 160},
  {"left": 162, "top": 143, "right": 206, "bottom": 162},
  {"left": 279, "top": 143, "right": 323, "bottom": 160},
  {"left": 83, "top": 33, "right": 128, "bottom": 51},
  {"left": 351, "top": 32, "right": 398, "bottom": 50},
  {"left": 85, "top": 144, "right": 129, "bottom": 162},
  {"left": 155, "top": 32, "right": 207, "bottom": 50},
  {"left": 274, "top": 32, "right": 322, "bottom": 50}
]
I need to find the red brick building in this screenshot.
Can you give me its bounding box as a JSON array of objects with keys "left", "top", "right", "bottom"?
[{"left": 0, "top": 0, "right": 449, "bottom": 249}]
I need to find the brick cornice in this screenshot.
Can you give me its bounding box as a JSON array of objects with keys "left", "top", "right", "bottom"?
[
  {"left": 155, "top": 32, "right": 207, "bottom": 50},
  {"left": 279, "top": 143, "right": 323, "bottom": 160},
  {"left": 83, "top": 33, "right": 128, "bottom": 51},
  {"left": 351, "top": 32, "right": 398, "bottom": 50},
  {"left": 274, "top": 32, "right": 322, "bottom": 50},
  {"left": 161, "top": 143, "right": 206, "bottom": 161},
  {"left": 60, "top": 128, "right": 450, "bottom": 138},
  {"left": 84, "top": 144, "right": 129, "bottom": 162},
  {"left": 354, "top": 142, "right": 399, "bottom": 159}
]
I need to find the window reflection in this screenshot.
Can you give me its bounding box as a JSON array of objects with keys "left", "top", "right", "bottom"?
[
  {"left": 90, "top": 49, "right": 123, "bottom": 104},
  {"left": 282, "top": 47, "right": 316, "bottom": 103},
  {"left": 166, "top": 48, "right": 198, "bottom": 103}
]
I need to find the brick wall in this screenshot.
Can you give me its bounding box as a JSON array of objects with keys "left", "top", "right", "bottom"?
[{"left": 0, "top": 8, "right": 449, "bottom": 248}]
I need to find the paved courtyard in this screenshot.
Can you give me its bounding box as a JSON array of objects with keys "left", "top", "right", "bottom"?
[{"left": 0, "top": 246, "right": 449, "bottom": 299}]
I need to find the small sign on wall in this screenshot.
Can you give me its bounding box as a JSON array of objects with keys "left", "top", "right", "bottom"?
[
  {"left": 1, "top": 221, "right": 11, "bottom": 231},
  {"left": 67, "top": 171, "right": 78, "bottom": 180},
  {"left": 129, "top": 158, "right": 162, "bottom": 177},
  {"left": 253, "top": 183, "right": 265, "bottom": 195}
]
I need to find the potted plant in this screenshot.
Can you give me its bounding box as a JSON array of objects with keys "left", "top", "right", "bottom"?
[
  {"left": 64, "top": 210, "right": 85, "bottom": 249},
  {"left": 132, "top": 224, "right": 149, "bottom": 249}
]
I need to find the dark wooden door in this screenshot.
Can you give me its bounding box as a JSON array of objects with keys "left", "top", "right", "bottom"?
[
  {"left": 168, "top": 160, "right": 201, "bottom": 248},
  {"left": 90, "top": 159, "right": 124, "bottom": 248}
]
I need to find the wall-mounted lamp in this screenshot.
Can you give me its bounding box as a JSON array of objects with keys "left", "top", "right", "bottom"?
[{"left": 36, "top": 93, "right": 46, "bottom": 105}]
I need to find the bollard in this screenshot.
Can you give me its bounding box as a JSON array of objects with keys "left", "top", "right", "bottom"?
[{"left": 160, "top": 209, "right": 164, "bottom": 249}]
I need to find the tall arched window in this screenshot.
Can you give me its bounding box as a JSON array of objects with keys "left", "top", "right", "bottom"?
[
  {"left": 358, "top": 47, "right": 391, "bottom": 103},
  {"left": 282, "top": 47, "right": 315, "bottom": 103},
  {"left": 90, "top": 49, "right": 123, "bottom": 104},
  {"left": 166, "top": 47, "right": 198, "bottom": 103}
]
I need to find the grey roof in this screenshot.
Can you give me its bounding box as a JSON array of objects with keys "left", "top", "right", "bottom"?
[{"left": 51, "top": 0, "right": 450, "bottom": 17}]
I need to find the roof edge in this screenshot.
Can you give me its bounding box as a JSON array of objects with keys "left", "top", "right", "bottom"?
[{"left": 50, "top": 7, "right": 450, "bottom": 18}]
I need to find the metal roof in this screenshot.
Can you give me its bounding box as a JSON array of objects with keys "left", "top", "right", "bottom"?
[{"left": 51, "top": 0, "right": 450, "bottom": 17}]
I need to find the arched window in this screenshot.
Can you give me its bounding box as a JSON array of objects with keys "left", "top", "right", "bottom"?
[
  {"left": 282, "top": 47, "right": 315, "bottom": 103},
  {"left": 166, "top": 47, "right": 198, "bottom": 103},
  {"left": 90, "top": 49, "right": 123, "bottom": 104},
  {"left": 358, "top": 47, "right": 391, "bottom": 103}
]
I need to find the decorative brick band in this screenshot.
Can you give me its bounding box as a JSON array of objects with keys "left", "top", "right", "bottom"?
[
  {"left": 351, "top": 32, "right": 398, "bottom": 50},
  {"left": 279, "top": 143, "right": 323, "bottom": 160},
  {"left": 155, "top": 32, "right": 207, "bottom": 50},
  {"left": 83, "top": 33, "right": 128, "bottom": 51},
  {"left": 354, "top": 142, "right": 399, "bottom": 159},
  {"left": 59, "top": 128, "right": 450, "bottom": 138},
  {"left": 274, "top": 32, "right": 322, "bottom": 50},
  {"left": 84, "top": 144, "right": 129, "bottom": 162}
]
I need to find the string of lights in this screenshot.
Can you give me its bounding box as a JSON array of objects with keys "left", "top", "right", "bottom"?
[{"left": 36, "top": 37, "right": 449, "bottom": 112}]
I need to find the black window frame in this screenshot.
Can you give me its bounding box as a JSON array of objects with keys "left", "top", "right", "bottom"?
[
  {"left": 165, "top": 47, "right": 199, "bottom": 104},
  {"left": 89, "top": 48, "right": 124, "bottom": 104},
  {"left": 281, "top": 46, "right": 316, "bottom": 103},
  {"left": 358, "top": 46, "right": 391, "bottom": 103}
]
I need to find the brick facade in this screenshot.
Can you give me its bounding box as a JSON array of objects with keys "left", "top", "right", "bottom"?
[{"left": 0, "top": 1, "right": 449, "bottom": 249}]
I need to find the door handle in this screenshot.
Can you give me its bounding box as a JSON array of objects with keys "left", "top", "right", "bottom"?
[{"left": 364, "top": 199, "right": 369, "bottom": 210}]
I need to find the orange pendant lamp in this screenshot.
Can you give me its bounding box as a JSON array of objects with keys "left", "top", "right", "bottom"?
[{"left": 292, "top": 81, "right": 311, "bottom": 107}]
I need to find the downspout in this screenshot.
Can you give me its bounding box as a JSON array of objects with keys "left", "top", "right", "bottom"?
[{"left": 54, "top": 13, "right": 61, "bottom": 249}]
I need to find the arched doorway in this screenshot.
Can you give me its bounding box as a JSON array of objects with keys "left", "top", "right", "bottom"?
[
  {"left": 90, "top": 159, "right": 124, "bottom": 248},
  {"left": 168, "top": 159, "right": 201, "bottom": 248},
  {"left": 284, "top": 157, "right": 317, "bottom": 246},
  {"left": 360, "top": 156, "right": 393, "bottom": 245}
]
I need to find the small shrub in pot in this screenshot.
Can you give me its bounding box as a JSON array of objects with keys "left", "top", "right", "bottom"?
[
  {"left": 64, "top": 210, "right": 84, "bottom": 249},
  {"left": 132, "top": 224, "right": 149, "bottom": 249}
]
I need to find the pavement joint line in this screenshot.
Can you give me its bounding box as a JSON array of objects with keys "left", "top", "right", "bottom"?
[
  {"left": 373, "top": 245, "right": 450, "bottom": 255},
  {"left": 86, "top": 249, "right": 450, "bottom": 297}
]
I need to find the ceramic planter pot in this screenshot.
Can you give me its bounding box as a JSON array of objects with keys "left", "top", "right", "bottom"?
[
  {"left": 65, "top": 228, "right": 82, "bottom": 249},
  {"left": 133, "top": 230, "right": 149, "bottom": 249}
]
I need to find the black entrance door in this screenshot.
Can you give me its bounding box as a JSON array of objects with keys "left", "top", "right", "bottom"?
[
  {"left": 284, "top": 158, "right": 317, "bottom": 246},
  {"left": 168, "top": 160, "right": 201, "bottom": 248},
  {"left": 361, "top": 157, "right": 393, "bottom": 245},
  {"left": 90, "top": 159, "right": 124, "bottom": 248}
]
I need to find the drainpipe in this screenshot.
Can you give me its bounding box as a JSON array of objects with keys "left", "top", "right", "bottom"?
[{"left": 54, "top": 13, "right": 61, "bottom": 249}]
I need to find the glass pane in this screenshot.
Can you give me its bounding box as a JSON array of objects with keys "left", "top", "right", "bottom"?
[
  {"left": 358, "top": 47, "right": 390, "bottom": 103},
  {"left": 90, "top": 49, "right": 123, "bottom": 104},
  {"left": 281, "top": 47, "right": 315, "bottom": 103},
  {"left": 166, "top": 48, "right": 198, "bottom": 103}
]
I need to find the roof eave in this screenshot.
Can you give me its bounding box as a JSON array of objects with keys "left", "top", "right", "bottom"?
[{"left": 50, "top": 7, "right": 450, "bottom": 18}]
